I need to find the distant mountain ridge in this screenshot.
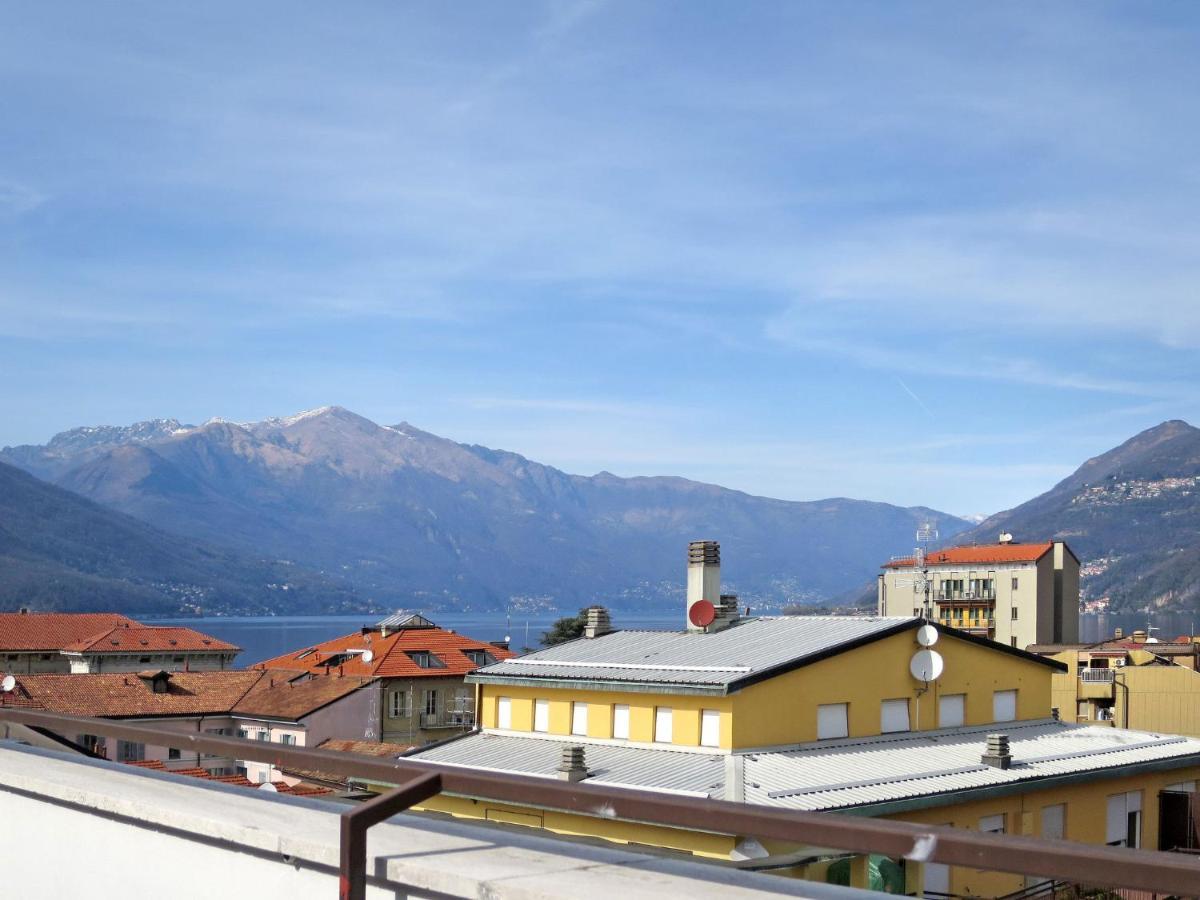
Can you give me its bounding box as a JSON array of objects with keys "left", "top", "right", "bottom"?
[
  {"left": 958, "top": 420, "right": 1200, "bottom": 611},
  {"left": 0, "top": 460, "right": 360, "bottom": 615},
  {"left": 2, "top": 407, "right": 970, "bottom": 612}
]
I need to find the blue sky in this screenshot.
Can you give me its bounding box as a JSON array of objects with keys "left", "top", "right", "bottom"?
[{"left": 2, "top": 2, "right": 1199, "bottom": 517}]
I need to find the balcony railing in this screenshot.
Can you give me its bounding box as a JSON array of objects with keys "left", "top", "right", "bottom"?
[
  {"left": 1, "top": 707, "right": 1199, "bottom": 900},
  {"left": 1081, "top": 669, "right": 1117, "bottom": 683},
  {"left": 936, "top": 590, "right": 996, "bottom": 602},
  {"left": 419, "top": 709, "right": 475, "bottom": 729}
]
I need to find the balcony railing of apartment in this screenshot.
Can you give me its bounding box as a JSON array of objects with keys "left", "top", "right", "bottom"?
[
  {"left": 2, "top": 707, "right": 1199, "bottom": 900},
  {"left": 936, "top": 591, "right": 996, "bottom": 602},
  {"left": 1080, "top": 669, "right": 1117, "bottom": 683},
  {"left": 419, "top": 709, "right": 475, "bottom": 729}
]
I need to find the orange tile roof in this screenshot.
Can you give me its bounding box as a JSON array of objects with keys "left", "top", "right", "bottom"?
[
  {"left": 0, "top": 612, "right": 139, "bottom": 651},
  {"left": 883, "top": 542, "right": 1054, "bottom": 569},
  {"left": 233, "top": 669, "right": 374, "bottom": 720},
  {"left": 125, "top": 760, "right": 331, "bottom": 796},
  {"left": 62, "top": 625, "right": 239, "bottom": 655},
  {"left": 256, "top": 623, "right": 514, "bottom": 680},
  {"left": 281, "top": 737, "right": 413, "bottom": 786},
  {"left": 7, "top": 670, "right": 265, "bottom": 718}
]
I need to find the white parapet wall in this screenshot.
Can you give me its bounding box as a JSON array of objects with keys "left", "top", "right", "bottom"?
[{"left": 0, "top": 741, "right": 874, "bottom": 899}]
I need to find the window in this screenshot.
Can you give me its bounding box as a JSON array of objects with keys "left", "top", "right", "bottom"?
[
  {"left": 1165, "top": 781, "right": 1196, "bottom": 793},
  {"left": 78, "top": 734, "right": 104, "bottom": 756},
  {"left": 571, "top": 702, "right": 588, "bottom": 736},
  {"left": 465, "top": 649, "right": 495, "bottom": 667},
  {"left": 993, "top": 689, "right": 1017, "bottom": 722},
  {"left": 979, "top": 814, "right": 1006, "bottom": 834},
  {"left": 880, "top": 699, "right": 910, "bottom": 733},
  {"left": 237, "top": 728, "right": 248, "bottom": 739},
  {"left": 1106, "top": 791, "right": 1142, "bottom": 847},
  {"left": 817, "top": 703, "right": 849, "bottom": 740},
  {"left": 1010, "top": 637, "right": 1018, "bottom": 647},
  {"left": 533, "top": 699, "right": 550, "bottom": 733},
  {"left": 1012, "top": 577, "right": 1019, "bottom": 590},
  {"left": 279, "top": 734, "right": 296, "bottom": 746},
  {"left": 700, "top": 709, "right": 721, "bottom": 748},
  {"left": 1041, "top": 803, "right": 1066, "bottom": 840},
  {"left": 939, "top": 694, "right": 965, "bottom": 728},
  {"left": 654, "top": 707, "right": 673, "bottom": 743},
  {"left": 496, "top": 696, "right": 512, "bottom": 729},
  {"left": 116, "top": 740, "right": 144, "bottom": 762},
  {"left": 407, "top": 651, "right": 445, "bottom": 669},
  {"left": 139, "top": 656, "right": 152, "bottom": 664},
  {"left": 256, "top": 730, "right": 269, "bottom": 741},
  {"left": 1011, "top": 607, "right": 1019, "bottom": 619},
  {"left": 612, "top": 704, "right": 630, "bottom": 740},
  {"left": 424, "top": 689, "right": 439, "bottom": 717},
  {"left": 388, "top": 690, "right": 407, "bottom": 718},
  {"left": 168, "top": 747, "right": 181, "bottom": 760}
]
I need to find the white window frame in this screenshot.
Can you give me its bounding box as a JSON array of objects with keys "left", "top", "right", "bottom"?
[
  {"left": 880, "top": 698, "right": 910, "bottom": 734},
  {"left": 388, "top": 689, "right": 407, "bottom": 718},
  {"left": 817, "top": 703, "right": 849, "bottom": 740},
  {"left": 612, "top": 704, "right": 630, "bottom": 740},
  {"left": 993, "top": 689, "right": 1017, "bottom": 723},
  {"left": 939, "top": 693, "right": 965, "bottom": 728},
  {"left": 496, "top": 696, "right": 512, "bottom": 730},
  {"left": 654, "top": 707, "right": 673, "bottom": 743},
  {"left": 700, "top": 709, "right": 720, "bottom": 748},
  {"left": 571, "top": 701, "right": 588, "bottom": 736},
  {"left": 533, "top": 698, "right": 550, "bottom": 733}
]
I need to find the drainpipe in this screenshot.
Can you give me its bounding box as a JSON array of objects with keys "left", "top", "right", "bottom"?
[{"left": 1113, "top": 672, "right": 1130, "bottom": 729}]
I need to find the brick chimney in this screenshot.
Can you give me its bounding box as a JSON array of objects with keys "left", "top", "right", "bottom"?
[
  {"left": 686, "top": 540, "right": 721, "bottom": 633},
  {"left": 584, "top": 606, "right": 612, "bottom": 639}
]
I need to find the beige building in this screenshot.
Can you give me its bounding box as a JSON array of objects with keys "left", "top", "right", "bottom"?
[{"left": 878, "top": 538, "right": 1079, "bottom": 648}]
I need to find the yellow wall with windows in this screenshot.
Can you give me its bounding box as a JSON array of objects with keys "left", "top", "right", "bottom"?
[{"left": 731, "top": 629, "right": 1053, "bottom": 748}]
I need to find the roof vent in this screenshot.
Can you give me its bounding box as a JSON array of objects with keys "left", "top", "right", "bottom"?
[
  {"left": 584, "top": 606, "right": 612, "bottom": 639},
  {"left": 981, "top": 733, "right": 1012, "bottom": 769},
  {"left": 557, "top": 745, "right": 588, "bottom": 782}
]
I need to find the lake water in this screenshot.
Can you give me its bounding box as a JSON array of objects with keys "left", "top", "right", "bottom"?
[
  {"left": 1079, "top": 611, "right": 1199, "bottom": 644},
  {"left": 155, "top": 612, "right": 679, "bottom": 665}
]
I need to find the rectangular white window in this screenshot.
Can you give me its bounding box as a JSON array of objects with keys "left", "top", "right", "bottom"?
[
  {"left": 496, "top": 696, "right": 512, "bottom": 730},
  {"left": 1106, "top": 791, "right": 1142, "bottom": 847},
  {"left": 993, "top": 689, "right": 1017, "bottom": 722},
  {"left": 880, "top": 698, "right": 910, "bottom": 733},
  {"left": 1041, "top": 803, "right": 1066, "bottom": 841},
  {"left": 654, "top": 707, "right": 673, "bottom": 743},
  {"left": 979, "top": 813, "right": 1005, "bottom": 834},
  {"left": 533, "top": 698, "right": 550, "bottom": 733},
  {"left": 388, "top": 690, "right": 406, "bottom": 718},
  {"left": 612, "top": 704, "right": 630, "bottom": 740},
  {"left": 939, "top": 693, "right": 965, "bottom": 728},
  {"left": 571, "top": 702, "right": 588, "bottom": 736},
  {"left": 1165, "top": 781, "right": 1197, "bottom": 792},
  {"left": 817, "top": 702, "right": 849, "bottom": 740},
  {"left": 700, "top": 709, "right": 720, "bottom": 747}
]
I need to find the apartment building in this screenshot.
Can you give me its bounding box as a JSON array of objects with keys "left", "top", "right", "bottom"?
[
  {"left": 877, "top": 537, "right": 1080, "bottom": 647},
  {"left": 256, "top": 612, "right": 513, "bottom": 746},
  {"left": 0, "top": 611, "right": 239, "bottom": 674},
  {"left": 405, "top": 541, "right": 1199, "bottom": 898}
]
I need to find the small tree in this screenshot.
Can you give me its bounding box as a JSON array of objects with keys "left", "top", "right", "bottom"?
[{"left": 541, "top": 608, "right": 589, "bottom": 647}]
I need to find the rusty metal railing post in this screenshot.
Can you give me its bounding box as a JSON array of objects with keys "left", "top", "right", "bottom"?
[{"left": 339, "top": 772, "right": 442, "bottom": 900}]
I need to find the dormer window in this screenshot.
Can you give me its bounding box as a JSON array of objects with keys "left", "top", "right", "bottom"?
[
  {"left": 465, "top": 649, "right": 495, "bottom": 667},
  {"left": 407, "top": 651, "right": 445, "bottom": 669}
]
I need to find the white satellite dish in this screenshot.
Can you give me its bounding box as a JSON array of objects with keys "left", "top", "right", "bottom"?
[
  {"left": 258, "top": 781, "right": 277, "bottom": 792},
  {"left": 361, "top": 650, "right": 375, "bottom": 664},
  {"left": 1, "top": 675, "right": 14, "bottom": 693},
  {"left": 910, "top": 649, "right": 944, "bottom": 682},
  {"left": 916, "top": 624, "right": 939, "bottom": 647}
]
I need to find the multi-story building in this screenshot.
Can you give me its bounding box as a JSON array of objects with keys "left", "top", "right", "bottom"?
[
  {"left": 256, "top": 612, "right": 513, "bottom": 746},
  {"left": 877, "top": 537, "right": 1080, "bottom": 647},
  {"left": 404, "top": 541, "right": 1199, "bottom": 898},
  {"left": 0, "top": 611, "right": 239, "bottom": 673}
]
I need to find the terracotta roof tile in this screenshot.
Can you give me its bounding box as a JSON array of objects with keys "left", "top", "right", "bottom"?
[
  {"left": 281, "top": 737, "right": 413, "bottom": 786},
  {"left": 233, "top": 669, "right": 374, "bottom": 720},
  {"left": 883, "top": 542, "right": 1054, "bottom": 569},
  {"left": 61, "top": 625, "right": 239, "bottom": 655},
  {"left": 124, "top": 760, "right": 330, "bottom": 796},
  {"left": 256, "top": 624, "right": 513, "bottom": 680},
  {"left": 0, "top": 613, "right": 139, "bottom": 651},
  {"left": 8, "top": 670, "right": 265, "bottom": 717}
]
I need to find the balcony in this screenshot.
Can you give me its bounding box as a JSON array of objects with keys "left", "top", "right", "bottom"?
[
  {"left": 420, "top": 709, "right": 475, "bottom": 730},
  {"left": 2, "top": 708, "right": 1199, "bottom": 899},
  {"left": 1080, "top": 669, "right": 1116, "bottom": 683},
  {"left": 936, "top": 591, "right": 996, "bottom": 603}
]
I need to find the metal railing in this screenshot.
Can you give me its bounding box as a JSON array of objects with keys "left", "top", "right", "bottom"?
[
  {"left": 418, "top": 709, "right": 475, "bottom": 729},
  {"left": 2, "top": 707, "right": 1200, "bottom": 900},
  {"left": 1080, "top": 669, "right": 1116, "bottom": 683}
]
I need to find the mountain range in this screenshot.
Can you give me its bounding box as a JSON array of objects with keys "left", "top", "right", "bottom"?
[
  {"left": 0, "top": 406, "right": 969, "bottom": 614},
  {"left": 959, "top": 419, "right": 1200, "bottom": 612}
]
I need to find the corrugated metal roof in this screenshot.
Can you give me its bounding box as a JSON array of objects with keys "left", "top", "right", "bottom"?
[
  {"left": 409, "top": 732, "right": 726, "bottom": 798},
  {"left": 741, "top": 720, "right": 1200, "bottom": 811},
  {"left": 472, "top": 617, "right": 916, "bottom": 690}
]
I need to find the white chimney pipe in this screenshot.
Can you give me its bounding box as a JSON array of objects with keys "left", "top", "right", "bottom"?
[{"left": 686, "top": 541, "right": 721, "bottom": 632}]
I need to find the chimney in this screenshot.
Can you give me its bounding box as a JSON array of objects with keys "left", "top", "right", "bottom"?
[
  {"left": 557, "top": 745, "right": 588, "bottom": 782},
  {"left": 18, "top": 607, "right": 28, "bottom": 615},
  {"left": 489, "top": 640, "right": 510, "bottom": 651},
  {"left": 686, "top": 540, "right": 721, "bottom": 632},
  {"left": 584, "top": 606, "right": 612, "bottom": 639},
  {"left": 981, "top": 733, "right": 1012, "bottom": 769},
  {"left": 714, "top": 594, "right": 741, "bottom": 629},
  {"left": 1114, "top": 627, "right": 1124, "bottom": 640},
  {"left": 1131, "top": 630, "right": 1147, "bottom": 644}
]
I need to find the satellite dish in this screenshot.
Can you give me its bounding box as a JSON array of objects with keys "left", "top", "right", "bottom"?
[
  {"left": 916, "top": 624, "right": 939, "bottom": 647},
  {"left": 361, "top": 650, "right": 374, "bottom": 664},
  {"left": 688, "top": 600, "right": 716, "bottom": 628},
  {"left": 258, "top": 781, "right": 277, "bottom": 792},
  {"left": 910, "top": 649, "right": 944, "bottom": 682},
  {"left": 1, "top": 675, "right": 14, "bottom": 693}
]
